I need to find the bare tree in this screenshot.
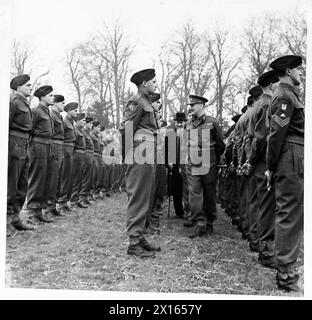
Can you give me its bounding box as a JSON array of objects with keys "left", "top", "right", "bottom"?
[
  {"left": 279, "top": 9, "right": 307, "bottom": 100},
  {"left": 66, "top": 46, "right": 91, "bottom": 112},
  {"left": 209, "top": 28, "right": 240, "bottom": 127},
  {"left": 11, "top": 39, "right": 50, "bottom": 104}
]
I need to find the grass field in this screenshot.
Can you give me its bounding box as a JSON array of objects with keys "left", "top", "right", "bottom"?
[{"left": 5, "top": 192, "right": 303, "bottom": 296}]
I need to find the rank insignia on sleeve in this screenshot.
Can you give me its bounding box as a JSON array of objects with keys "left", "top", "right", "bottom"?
[
  {"left": 281, "top": 104, "right": 287, "bottom": 110},
  {"left": 273, "top": 115, "right": 290, "bottom": 127}
]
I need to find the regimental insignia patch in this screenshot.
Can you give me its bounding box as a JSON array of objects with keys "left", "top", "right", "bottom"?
[
  {"left": 273, "top": 115, "right": 290, "bottom": 127},
  {"left": 281, "top": 104, "right": 287, "bottom": 111}
]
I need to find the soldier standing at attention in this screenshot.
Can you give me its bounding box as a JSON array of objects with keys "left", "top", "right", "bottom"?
[
  {"left": 58, "top": 102, "right": 78, "bottom": 213},
  {"left": 70, "top": 113, "right": 88, "bottom": 209},
  {"left": 8, "top": 74, "right": 35, "bottom": 230},
  {"left": 80, "top": 116, "right": 94, "bottom": 206},
  {"left": 244, "top": 71, "right": 279, "bottom": 268},
  {"left": 25, "top": 85, "right": 55, "bottom": 224},
  {"left": 90, "top": 120, "right": 101, "bottom": 199},
  {"left": 46, "top": 94, "right": 65, "bottom": 218},
  {"left": 119, "top": 68, "right": 160, "bottom": 258},
  {"left": 266, "top": 55, "right": 304, "bottom": 292},
  {"left": 185, "top": 95, "right": 225, "bottom": 238}
]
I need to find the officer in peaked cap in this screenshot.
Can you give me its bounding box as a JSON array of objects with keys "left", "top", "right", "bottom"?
[
  {"left": 185, "top": 94, "right": 225, "bottom": 238},
  {"left": 58, "top": 102, "right": 78, "bottom": 213},
  {"left": 266, "top": 55, "right": 304, "bottom": 291},
  {"left": 25, "top": 85, "right": 55, "bottom": 224},
  {"left": 119, "top": 68, "right": 160, "bottom": 257},
  {"left": 8, "top": 74, "right": 35, "bottom": 231}
]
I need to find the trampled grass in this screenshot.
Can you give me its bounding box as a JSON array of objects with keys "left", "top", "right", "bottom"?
[{"left": 6, "top": 192, "right": 303, "bottom": 297}]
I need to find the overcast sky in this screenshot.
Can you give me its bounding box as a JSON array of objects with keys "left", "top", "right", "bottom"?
[{"left": 8, "top": 0, "right": 309, "bottom": 102}]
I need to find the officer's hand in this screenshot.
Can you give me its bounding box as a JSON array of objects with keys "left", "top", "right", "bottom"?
[{"left": 265, "top": 170, "right": 273, "bottom": 191}]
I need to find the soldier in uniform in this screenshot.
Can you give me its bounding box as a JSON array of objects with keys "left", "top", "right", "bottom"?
[
  {"left": 266, "top": 55, "right": 304, "bottom": 292},
  {"left": 119, "top": 68, "right": 160, "bottom": 257},
  {"left": 25, "top": 85, "right": 55, "bottom": 223},
  {"left": 90, "top": 120, "right": 101, "bottom": 199},
  {"left": 98, "top": 125, "right": 106, "bottom": 198},
  {"left": 185, "top": 95, "right": 225, "bottom": 238},
  {"left": 8, "top": 74, "right": 35, "bottom": 230},
  {"left": 80, "top": 116, "right": 94, "bottom": 206},
  {"left": 70, "top": 113, "right": 88, "bottom": 208},
  {"left": 46, "top": 95, "right": 65, "bottom": 217},
  {"left": 58, "top": 102, "right": 78, "bottom": 213},
  {"left": 244, "top": 71, "right": 279, "bottom": 267},
  {"left": 240, "top": 86, "right": 263, "bottom": 252}
]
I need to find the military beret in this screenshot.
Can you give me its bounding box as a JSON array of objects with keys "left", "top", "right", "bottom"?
[
  {"left": 150, "top": 93, "right": 161, "bottom": 103},
  {"left": 92, "top": 120, "right": 100, "bottom": 127},
  {"left": 269, "top": 55, "right": 302, "bottom": 71},
  {"left": 231, "top": 114, "right": 241, "bottom": 123},
  {"left": 249, "top": 86, "right": 263, "bottom": 99},
  {"left": 64, "top": 102, "right": 78, "bottom": 112},
  {"left": 85, "top": 117, "right": 93, "bottom": 123},
  {"left": 188, "top": 94, "right": 208, "bottom": 105},
  {"left": 54, "top": 94, "right": 65, "bottom": 103},
  {"left": 34, "top": 85, "right": 53, "bottom": 98},
  {"left": 75, "top": 113, "right": 85, "bottom": 121},
  {"left": 174, "top": 112, "right": 187, "bottom": 122},
  {"left": 247, "top": 96, "right": 253, "bottom": 106},
  {"left": 10, "top": 74, "right": 30, "bottom": 90},
  {"left": 257, "top": 70, "right": 279, "bottom": 87},
  {"left": 130, "top": 68, "right": 156, "bottom": 86}
]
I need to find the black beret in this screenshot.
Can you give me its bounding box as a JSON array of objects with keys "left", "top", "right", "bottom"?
[
  {"left": 249, "top": 86, "right": 263, "bottom": 99},
  {"left": 54, "top": 94, "right": 65, "bottom": 103},
  {"left": 34, "top": 85, "right": 53, "bottom": 98},
  {"left": 231, "top": 114, "right": 241, "bottom": 123},
  {"left": 270, "top": 55, "right": 302, "bottom": 71},
  {"left": 75, "top": 113, "right": 85, "bottom": 121},
  {"left": 85, "top": 117, "right": 93, "bottom": 123},
  {"left": 188, "top": 94, "right": 208, "bottom": 105},
  {"left": 247, "top": 96, "right": 253, "bottom": 106},
  {"left": 92, "top": 120, "right": 100, "bottom": 127},
  {"left": 10, "top": 74, "right": 30, "bottom": 90},
  {"left": 130, "top": 68, "right": 156, "bottom": 86},
  {"left": 174, "top": 112, "right": 187, "bottom": 122},
  {"left": 257, "top": 70, "right": 279, "bottom": 87},
  {"left": 64, "top": 102, "right": 78, "bottom": 112},
  {"left": 150, "top": 93, "right": 161, "bottom": 103}
]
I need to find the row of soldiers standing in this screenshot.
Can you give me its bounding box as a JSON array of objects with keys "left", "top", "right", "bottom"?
[
  {"left": 8, "top": 76, "right": 125, "bottom": 232},
  {"left": 220, "top": 55, "right": 304, "bottom": 292}
]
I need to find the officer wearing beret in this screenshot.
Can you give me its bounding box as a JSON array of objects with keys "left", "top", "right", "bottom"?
[
  {"left": 80, "top": 116, "right": 94, "bottom": 206},
  {"left": 8, "top": 74, "right": 35, "bottom": 230},
  {"left": 58, "top": 102, "right": 78, "bottom": 213},
  {"left": 185, "top": 95, "right": 225, "bottom": 238},
  {"left": 243, "top": 71, "right": 279, "bottom": 267},
  {"left": 45, "top": 95, "right": 65, "bottom": 217},
  {"left": 25, "top": 85, "right": 55, "bottom": 223},
  {"left": 266, "top": 55, "right": 304, "bottom": 291},
  {"left": 119, "top": 68, "right": 160, "bottom": 257}
]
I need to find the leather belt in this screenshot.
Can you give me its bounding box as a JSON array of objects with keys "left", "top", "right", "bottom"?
[
  {"left": 9, "top": 130, "right": 30, "bottom": 139},
  {"left": 32, "top": 136, "right": 53, "bottom": 144}
]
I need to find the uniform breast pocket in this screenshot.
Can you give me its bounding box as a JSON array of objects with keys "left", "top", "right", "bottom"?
[{"left": 16, "top": 105, "right": 31, "bottom": 124}]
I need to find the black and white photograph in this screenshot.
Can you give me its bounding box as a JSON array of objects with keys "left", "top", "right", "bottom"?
[{"left": 1, "top": 0, "right": 311, "bottom": 300}]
